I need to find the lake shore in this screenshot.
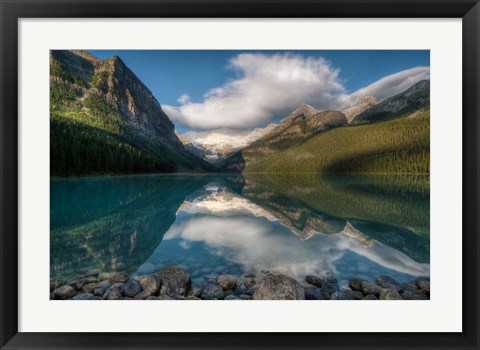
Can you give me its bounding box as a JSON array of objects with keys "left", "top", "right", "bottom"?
[{"left": 50, "top": 264, "right": 430, "bottom": 301}]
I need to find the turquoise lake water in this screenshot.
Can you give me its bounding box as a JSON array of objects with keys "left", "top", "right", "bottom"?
[{"left": 50, "top": 174, "right": 430, "bottom": 288}]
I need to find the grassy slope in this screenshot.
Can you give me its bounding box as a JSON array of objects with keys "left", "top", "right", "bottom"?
[
  {"left": 245, "top": 109, "right": 430, "bottom": 174},
  {"left": 50, "top": 58, "right": 206, "bottom": 176}
]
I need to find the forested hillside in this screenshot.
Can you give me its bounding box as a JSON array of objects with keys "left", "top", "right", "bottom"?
[{"left": 244, "top": 109, "right": 430, "bottom": 174}]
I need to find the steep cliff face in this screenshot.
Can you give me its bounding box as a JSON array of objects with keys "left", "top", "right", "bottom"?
[{"left": 50, "top": 50, "right": 211, "bottom": 175}]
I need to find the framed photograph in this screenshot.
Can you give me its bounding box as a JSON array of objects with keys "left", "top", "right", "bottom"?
[{"left": 1, "top": 0, "right": 478, "bottom": 349}]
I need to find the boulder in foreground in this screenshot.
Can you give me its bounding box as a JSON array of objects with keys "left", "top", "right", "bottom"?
[
  {"left": 157, "top": 265, "right": 191, "bottom": 297},
  {"left": 253, "top": 274, "right": 305, "bottom": 300}
]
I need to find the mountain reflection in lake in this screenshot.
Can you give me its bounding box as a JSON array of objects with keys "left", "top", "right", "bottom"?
[{"left": 50, "top": 174, "right": 430, "bottom": 288}]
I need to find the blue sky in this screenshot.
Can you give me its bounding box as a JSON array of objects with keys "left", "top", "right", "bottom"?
[{"left": 88, "top": 50, "right": 430, "bottom": 133}]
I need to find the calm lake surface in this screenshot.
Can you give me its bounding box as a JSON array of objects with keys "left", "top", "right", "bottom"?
[{"left": 50, "top": 174, "right": 430, "bottom": 289}]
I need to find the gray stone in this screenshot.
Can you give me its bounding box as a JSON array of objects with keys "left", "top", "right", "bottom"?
[
  {"left": 302, "top": 282, "right": 317, "bottom": 289},
  {"left": 184, "top": 296, "right": 201, "bottom": 300},
  {"left": 66, "top": 278, "right": 80, "bottom": 286},
  {"left": 133, "top": 290, "right": 152, "bottom": 300},
  {"left": 75, "top": 276, "right": 98, "bottom": 290},
  {"left": 124, "top": 279, "right": 142, "bottom": 298},
  {"left": 346, "top": 290, "right": 364, "bottom": 300},
  {"left": 417, "top": 279, "right": 430, "bottom": 294},
  {"left": 244, "top": 288, "right": 256, "bottom": 296},
  {"left": 187, "top": 284, "right": 206, "bottom": 298},
  {"left": 240, "top": 294, "right": 253, "bottom": 300},
  {"left": 330, "top": 292, "right": 353, "bottom": 300},
  {"left": 242, "top": 277, "right": 257, "bottom": 288},
  {"left": 81, "top": 283, "right": 97, "bottom": 294},
  {"left": 94, "top": 280, "right": 110, "bottom": 289},
  {"left": 362, "top": 294, "right": 378, "bottom": 300},
  {"left": 93, "top": 286, "right": 108, "bottom": 297},
  {"left": 361, "top": 281, "right": 382, "bottom": 297},
  {"left": 320, "top": 283, "right": 337, "bottom": 299},
  {"left": 111, "top": 272, "right": 129, "bottom": 283},
  {"left": 157, "top": 265, "right": 191, "bottom": 297},
  {"left": 349, "top": 278, "right": 367, "bottom": 291},
  {"left": 158, "top": 295, "right": 175, "bottom": 300},
  {"left": 376, "top": 275, "right": 403, "bottom": 292},
  {"left": 224, "top": 295, "right": 238, "bottom": 300},
  {"left": 304, "top": 287, "right": 327, "bottom": 300},
  {"left": 379, "top": 288, "right": 403, "bottom": 300},
  {"left": 73, "top": 293, "right": 101, "bottom": 300},
  {"left": 201, "top": 283, "right": 225, "bottom": 300},
  {"left": 106, "top": 287, "right": 123, "bottom": 300},
  {"left": 138, "top": 275, "right": 161, "bottom": 295},
  {"left": 253, "top": 274, "right": 304, "bottom": 300},
  {"left": 217, "top": 274, "right": 236, "bottom": 290},
  {"left": 53, "top": 285, "right": 76, "bottom": 300},
  {"left": 305, "top": 275, "right": 326, "bottom": 287}
]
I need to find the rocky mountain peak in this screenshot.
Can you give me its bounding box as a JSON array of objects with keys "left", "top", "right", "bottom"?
[
  {"left": 294, "top": 103, "right": 320, "bottom": 118},
  {"left": 352, "top": 80, "right": 430, "bottom": 124},
  {"left": 69, "top": 50, "right": 100, "bottom": 62},
  {"left": 342, "top": 96, "right": 379, "bottom": 123},
  {"left": 271, "top": 103, "right": 319, "bottom": 134}
]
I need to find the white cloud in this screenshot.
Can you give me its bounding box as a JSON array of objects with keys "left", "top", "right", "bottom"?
[
  {"left": 163, "top": 53, "right": 430, "bottom": 130},
  {"left": 177, "top": 94, "right": 190, "bottom": 104},
  {"left": 345, "top": 66, "right": 431, "bottom": 105}
]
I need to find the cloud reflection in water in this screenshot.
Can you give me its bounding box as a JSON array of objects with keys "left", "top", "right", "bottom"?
[{"left": 143, "top": 184, "right": 430, "bottom": 284}]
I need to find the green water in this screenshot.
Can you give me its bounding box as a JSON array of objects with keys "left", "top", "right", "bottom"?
[{"left": 50, "top": 174, "right": 430, "bottom": 288}]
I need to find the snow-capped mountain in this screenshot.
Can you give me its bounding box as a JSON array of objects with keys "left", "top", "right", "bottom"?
[
  {"left": 179, "top": 123, "right": 277, "bottom": 163},
  {"left": 176, "top": 184, "right": 279, "bottom": 221}
]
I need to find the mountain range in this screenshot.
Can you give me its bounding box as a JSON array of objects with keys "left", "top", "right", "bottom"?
[
  {"left": 178, "top": 123, "right": 277, "bottom": 163},
  {"left": 222, "top": 80, "right": 429, "bottom": 173},
  {"left": 50, "top": 50, "right": 430, "bottom": 176}
]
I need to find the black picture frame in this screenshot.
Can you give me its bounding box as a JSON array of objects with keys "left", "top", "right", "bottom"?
[{"left": 1, "top": 0, "right": 478, "bottom": 349}]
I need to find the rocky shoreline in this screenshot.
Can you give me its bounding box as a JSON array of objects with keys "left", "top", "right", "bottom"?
[{"left": 50, "top": 264, "right": 430, "bottom": 301}]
